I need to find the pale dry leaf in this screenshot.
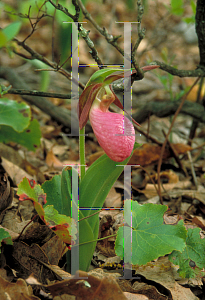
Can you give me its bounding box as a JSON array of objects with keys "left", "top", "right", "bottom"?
[
  {"left": 133, "top": 257, "right": 199, "bottom": 300},
  {"left": 0, "top": 276, "right": 40, "bottom": 300},
  {"left": 1, "top": 157, "right": 33, "bottom": 186},
  {"left": 123, "top": 292, "right": 149, "bottom": 300},
  {"left": 46, "top": 148, "right": 64, "bottom": 169}
]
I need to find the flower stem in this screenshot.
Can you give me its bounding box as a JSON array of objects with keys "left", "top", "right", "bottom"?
[{"left": 79, "top": 127, "right": 86, "bottom": 180}]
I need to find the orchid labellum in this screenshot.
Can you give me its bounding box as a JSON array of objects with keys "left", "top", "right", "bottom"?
[{"left": 79, "top": 66, "right": 159, "bottom": 162}]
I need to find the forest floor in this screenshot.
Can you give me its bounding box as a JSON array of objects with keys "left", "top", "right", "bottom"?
[{"left": 0, "top": 0, "right": 205, "bottom": 299}]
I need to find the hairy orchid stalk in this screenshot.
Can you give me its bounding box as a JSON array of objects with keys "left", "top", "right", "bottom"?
[{"left": 89, "top": 90, "right": 135, "bottom": 162}]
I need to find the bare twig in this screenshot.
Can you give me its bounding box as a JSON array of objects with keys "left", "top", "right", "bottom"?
[
  {"left": 2, "top": 87, "right": 71, "bottom": 99},
  {"left": 187, "top": 151, "right": 198, "bottom": 189},
  {"left": 48, "top": 0, "right": 75, "bottom": 19},
  {"left": 137, "top": 165, "right": 159, "bottom": 196},
  {"left": 162, "top": 130, "right": 188, "bottom": 177},
  {"left": 131, "top": 0, "right": 146, "bottom": 79},
  {"left": 76, "top": 0, "right": 124, "bottom": 56},
  {"left": 23, "top": 1, "right": 51, "bottom": 43},
  {"left": 72, "top": 0, "right": 81, "bottom": 21},
  {"left": 150, "top": 60, "right": 205, "bottom": 77},
  {"left": 78, "top": 24, "right": 104, "bottom": 67},
  {"left": 47, "top": 0, "right": 104, "bottom": 66},
  {"left": 13, "top": 37, "right": 85, "bottom": 90}
]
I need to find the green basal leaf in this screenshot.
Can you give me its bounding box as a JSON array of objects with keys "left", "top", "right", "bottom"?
[
  {"left": 115, "top": 200, "right": 187, "bottom": 265},
  {"left": 79, "top": 153, "right": 130, "bottom": 226},
  {"left": 79, "top": 214, "right": 99, "bottom": 271},
  {"left": 0, "top": 119, "right": 41, "bottom": 151},
  {"left": 42, "top": 174, "right": 62, "bottom": 213},
  {"left": 0, "top": 98, "right": 31, "bottom": 132},
  {"left": 78, "top": 152, "right": 132, "bottom": 271},
  {"left": 2, "top": 21, "right": 21, "bottom": 42},
  {"left": 0, "top": 31, "right": 7, "bottom": 48},
  {"left": 169, "top": 227, "right": 205, "bottom": 278},
  {"left": 42, "top": 166, "right": 77, "bottom": 217},
  {"left": 0, "top": 228, "right": 13, "bottom": 252}
]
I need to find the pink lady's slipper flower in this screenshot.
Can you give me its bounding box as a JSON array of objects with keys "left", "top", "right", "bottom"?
[
  {"left": 78, "top": 67, "right": 159, "bottom": 162},
  {"left": 89, "top": 90, "right": 135, "bottom": 162}
]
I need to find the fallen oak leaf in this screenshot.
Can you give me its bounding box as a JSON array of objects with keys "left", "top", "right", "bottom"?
[
  {"left": 47, "top": 270, "right": 127, "bottom": 300},
  {"left": 129, "top": 143, "right": 192, "bottom": 166},
  {"left": 0, "top": 276, "right": 39, "bottom": 300}
]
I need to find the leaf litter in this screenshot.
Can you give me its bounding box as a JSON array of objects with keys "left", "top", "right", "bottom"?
[{"left": 0, "top": 0, "right": 205, "bottom": 299}]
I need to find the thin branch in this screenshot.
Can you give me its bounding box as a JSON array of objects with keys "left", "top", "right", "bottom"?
[
  {"left": 131, "top": 0, "right": 146, "bottom": 79},
  {"left": 151, "top": 60, "right": 205, "bottom": 77},
  {"left": 187, "top": 151, "right": 198, "bottom": 189},
  {"left": 48, "top": 0, "right": 75, "bottom": 19},
  {"left": 23, "top": 1, "right": 51, "bottom": 43},
  {"left": 78, "top": 24, "right": 104, "bottom": 67},
  {"left": 72, "top": 0, "right": 81, "bottom": 22},
  {"left": 76, "top": 0, "right": 124, "bottom": 56},
  {"left": 13, "top": 37, "right": 85, "bottom": 90},
  {"left": 2, "top": 87, "right": 71, "bottom": 99},
  {"left": 48, "top": 0, "right": 103, "bottom": 66},
  {"left": 162, "top": 130, "right": 188, "bottom": 177}
]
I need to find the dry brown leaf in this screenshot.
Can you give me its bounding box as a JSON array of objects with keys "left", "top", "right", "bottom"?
[
  {"left": 11, "top": 241, "right": 57, "bottom": 283},
  {"left": 129, "top": 143, "right": 192, "bottom": 166},
  {"left": 0, "top": 276, "right": 40, "bottom": 300},
  {"left": 191, "top": 216, "right": 205, "bottom": 230},
  {"left": 0, "top": 144, "right": 44, "bottom": 183},
  {"left": 87, "top": 144, "right": 192, "bottom": 167},
  {"left": 0, "top": 173, "right": 13, "bottom": 211},
  {"left": 53, "top": 295, "right": 76, "bottom": 300},
  {"left": 119, "top": 280, "right": 167, "bottom": 300},
  {"left": 19, "top": 222, "right": 53, "bottom": 246},
  {"left": 144, "top": 179, "right": 192, "bottom": 199},
  {"left": 132, "top": 257, "right": 199, "bottom": 300},
  {"left": 41, "top": 125, "right": 62, "bottom": 139},
  {"left": 46, "top": 148, "right": 64, "bottom": 169},
  {"left": 47, "top": 270, "right": 127, "bottom": 300},
  {"left": 1, "top": 157, "right": 33, "bottom": 186},
  {"left": 123, "top": 293, "right": 149, "bottom": 300},
  {"left": 41, "top": 235, "right": 67, "bottom": 265}
]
